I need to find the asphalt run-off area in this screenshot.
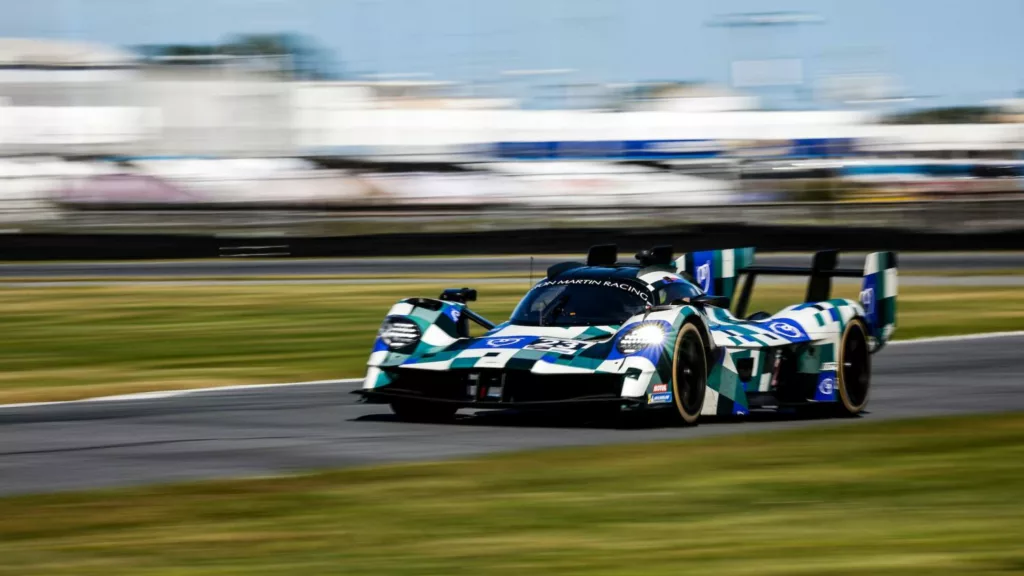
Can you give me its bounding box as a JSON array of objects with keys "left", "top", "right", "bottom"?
[{"left": 2, "top": 333, "right": 1022, "bottom": 496}]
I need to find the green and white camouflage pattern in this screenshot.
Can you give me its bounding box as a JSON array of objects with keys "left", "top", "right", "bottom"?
[{"left": 363, "top": 248, "right": 897, "bottom": 417}]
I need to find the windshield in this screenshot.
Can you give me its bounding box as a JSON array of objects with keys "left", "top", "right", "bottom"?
[{"left": 510, "top": 280, "right": 652, "bottom": 327}]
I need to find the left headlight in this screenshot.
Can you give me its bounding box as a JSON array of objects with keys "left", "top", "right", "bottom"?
[
  {"left": 378, "top": 317, "right": 422, "bottom": 350},
  {"left": 616, "top": 323, "right": 666, "bottom": 354}
]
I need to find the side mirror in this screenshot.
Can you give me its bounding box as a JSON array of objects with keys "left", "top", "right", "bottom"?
[
  {"left": 635, "top": 245, "right": 674, "bottom": 266},
  {"left": 670, "top": 294, "right": 730, "bottom": 309},
  {"left": 691, "top": 294, "right": 730, "bottom": 309},
  {"left": 439, "top": 287, "right": 477, "bottom": 303}
]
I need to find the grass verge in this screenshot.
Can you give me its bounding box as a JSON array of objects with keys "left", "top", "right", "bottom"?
[
  {"left": 2, "top": 282, "right": 1024, "bottom": 403},
  {"left": 2, "top": 412, "right": 1024, "bottom": 575}
]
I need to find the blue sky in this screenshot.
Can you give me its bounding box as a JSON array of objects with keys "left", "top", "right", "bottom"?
[{"left": 3, "top": 0, "right": 1023, "bottom": 107}]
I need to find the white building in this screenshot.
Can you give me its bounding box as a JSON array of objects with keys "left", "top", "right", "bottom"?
[
  {"left": 0, "top": 38, "right": 1019, "bottom": 159},
  {"left": 0, "top": 38, "right": 153, "bottom": 154}
]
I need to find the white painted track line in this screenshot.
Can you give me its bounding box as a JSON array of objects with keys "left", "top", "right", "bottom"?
[{"left": 0, "top": 378, "right": 362, "bottom": 410}]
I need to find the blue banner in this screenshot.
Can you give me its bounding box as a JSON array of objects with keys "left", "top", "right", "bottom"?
[{"left": 491, "top": 140, "right": 726, "bottom": 160}]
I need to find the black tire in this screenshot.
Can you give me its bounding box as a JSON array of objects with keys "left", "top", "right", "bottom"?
[
  {"left": 836, "top": 319, "right": 871, "bottom": 416},
  {"left": 671, "top": 323, "right": 708, "bottom": 425},
  {"left": 390, "top": 401, "right": 458, "bottom": 422}
]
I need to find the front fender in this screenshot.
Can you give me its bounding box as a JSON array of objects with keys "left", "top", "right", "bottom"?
[
  {"left": 610, "top": 305, "right": 707, "bottom": 397},
  {"left": 367, "top": 298, "right": 466, "bottom": 369}
]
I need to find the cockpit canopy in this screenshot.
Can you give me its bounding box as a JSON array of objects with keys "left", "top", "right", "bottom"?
[{"left": 509, "top": 272, "right": 703, "bottom": 327}]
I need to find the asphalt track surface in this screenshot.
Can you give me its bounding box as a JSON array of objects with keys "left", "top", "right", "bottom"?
[
  {"left": 3, "top": 252, "right": 1024, "bottom": 279},
  {"left": 2, "top": 334, "right": 1023, "bottom": 496}
]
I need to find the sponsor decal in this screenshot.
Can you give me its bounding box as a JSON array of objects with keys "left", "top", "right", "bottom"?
[
  {"left": 765, "top": 320, "right": 808, "bottom": 340},
  {"left": 813, "top": 371, "right": 838, "bottom": 402},
  {"left": 652, "top": 383, "right": 668, "bottom": 393},
  {"left": 524, "top": 337, "right": 593, "bottom": 355},
  {"left": 769, "top": 322, "right": 802, "bottom": 338},
  {"left": 446, "top": 307, "right": 462, "bottom": 323},
  {"left": 531, "top": 278, "right": 652, "bottom": 301},
  {"left": 648, "top": 392, "right": 673, "bottom": 404},
  {"left": 821, "top": 362, "right": 838, "bottom": 371},
  {"left": 860, "top": 287, "right": 875, "bottom": 316},
  {"left": 691, "top": 251, "right": 717, "bottom": 293},
  {"left": 485, "top": 337, "right": 523, "bottom": 348},
  {"left": 696, "top": 262, "right": 712, "bottom": 293}
]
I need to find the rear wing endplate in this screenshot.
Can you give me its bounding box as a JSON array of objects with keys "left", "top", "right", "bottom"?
[{"left": 733, "top": 249, "right": 898, "bottom": 351}]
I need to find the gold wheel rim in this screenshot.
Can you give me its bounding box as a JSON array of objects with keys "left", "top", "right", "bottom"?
[
  {"left": 838, "top": 319, "right": 870, "bottom": 413},
  {"left": 671, "top": 323, "right": 706, "bottom": 423}
]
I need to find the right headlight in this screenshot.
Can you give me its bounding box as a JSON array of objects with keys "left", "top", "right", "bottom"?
[
  {"left": 378, "top": 317, "right": 422, "bottom": 350},
  {"left": 616, "top": 323, "right": 666, "bottom": 354}
]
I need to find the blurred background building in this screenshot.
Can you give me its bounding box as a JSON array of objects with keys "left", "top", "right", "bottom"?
[{"left": 0, "top": 1, "right": 1022, "bottom": 230}]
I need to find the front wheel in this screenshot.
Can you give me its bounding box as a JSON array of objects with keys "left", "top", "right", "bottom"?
[
  {"left": 836, "top": 319, "right": 871, "bottom": 416},
  {"left": 390, "top": 401, "right": 458, "bottom": 422},
  {"left": 671, "top": 323, "right": 709, "bottom": 425}
]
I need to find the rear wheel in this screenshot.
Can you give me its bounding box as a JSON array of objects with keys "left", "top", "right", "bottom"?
[
  {"left": 671, "top": 323, "right": 708, "bottom": 425},
  {"left": 836, "top": 319, "right": 871, "bottom": 416},
  {"left": 390, "top": 401, "right": 458, "bottom": 422}
]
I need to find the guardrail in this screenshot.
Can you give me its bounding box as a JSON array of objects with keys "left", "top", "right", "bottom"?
[
  {"left": 13, "top": 196, "right": 1024, "bottom": 236},
  {"left": 4, "top": 220, "right": 1024, "bottom": 261}
]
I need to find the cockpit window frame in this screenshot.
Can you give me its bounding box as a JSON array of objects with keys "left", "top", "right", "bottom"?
[{"left": 509, "top": 277, "right": 654, "bottom": 327}]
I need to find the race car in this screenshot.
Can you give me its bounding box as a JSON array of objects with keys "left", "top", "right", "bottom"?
[{"left": 357, "top": 245, "right": 897, "bottom": 425}]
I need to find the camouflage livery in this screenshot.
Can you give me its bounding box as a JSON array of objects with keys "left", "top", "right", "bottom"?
[
  {"left": 674, "top": 247, "right": 756, "bottom": 297},
  {"left": 360, "top": 247, "right": 898, "bottom": 422}
]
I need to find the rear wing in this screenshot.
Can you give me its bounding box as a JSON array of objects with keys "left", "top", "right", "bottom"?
[{"left": 676, "top": 248, "right": 898, "bottom": 351}]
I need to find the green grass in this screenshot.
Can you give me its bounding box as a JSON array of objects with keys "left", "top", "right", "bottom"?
[
  {"left": 2, "top": 282, "right": 1023, "bottom": 403},
  {"left": 902, "top": 268, "right": 1024, "bottom": 277},
  {"left": 2, "top": 412, "right": 1023, "bottom": 575}
]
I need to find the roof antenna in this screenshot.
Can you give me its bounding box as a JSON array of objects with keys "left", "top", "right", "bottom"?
[{"left": 531, "top": 256, "right": 540, "bottom": 326}]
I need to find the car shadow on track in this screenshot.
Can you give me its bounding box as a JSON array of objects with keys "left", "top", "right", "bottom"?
[{"left": 354, "top": 406, "right": 863, "bottom": 430}]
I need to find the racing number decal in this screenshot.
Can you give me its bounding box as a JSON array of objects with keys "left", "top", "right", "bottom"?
[{"left": 525, "top": 337, "right": 592, "bottom": 355}]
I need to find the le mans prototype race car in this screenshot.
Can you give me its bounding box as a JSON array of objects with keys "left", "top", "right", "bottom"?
[{"left": 357, "top": 245, "right": 897, "bottom": 425}]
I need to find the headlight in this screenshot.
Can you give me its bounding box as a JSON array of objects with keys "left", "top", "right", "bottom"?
[
  {"left": 616, "top": 323, "right": 666, "bottom": 354},
  {"left": 378, "top": 318, "right": 421, "bottom": 350}
]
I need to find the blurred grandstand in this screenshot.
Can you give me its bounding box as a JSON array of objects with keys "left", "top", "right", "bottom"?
[{"left": 0, "top": 37, "right": 1022, "bottom": 234}]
